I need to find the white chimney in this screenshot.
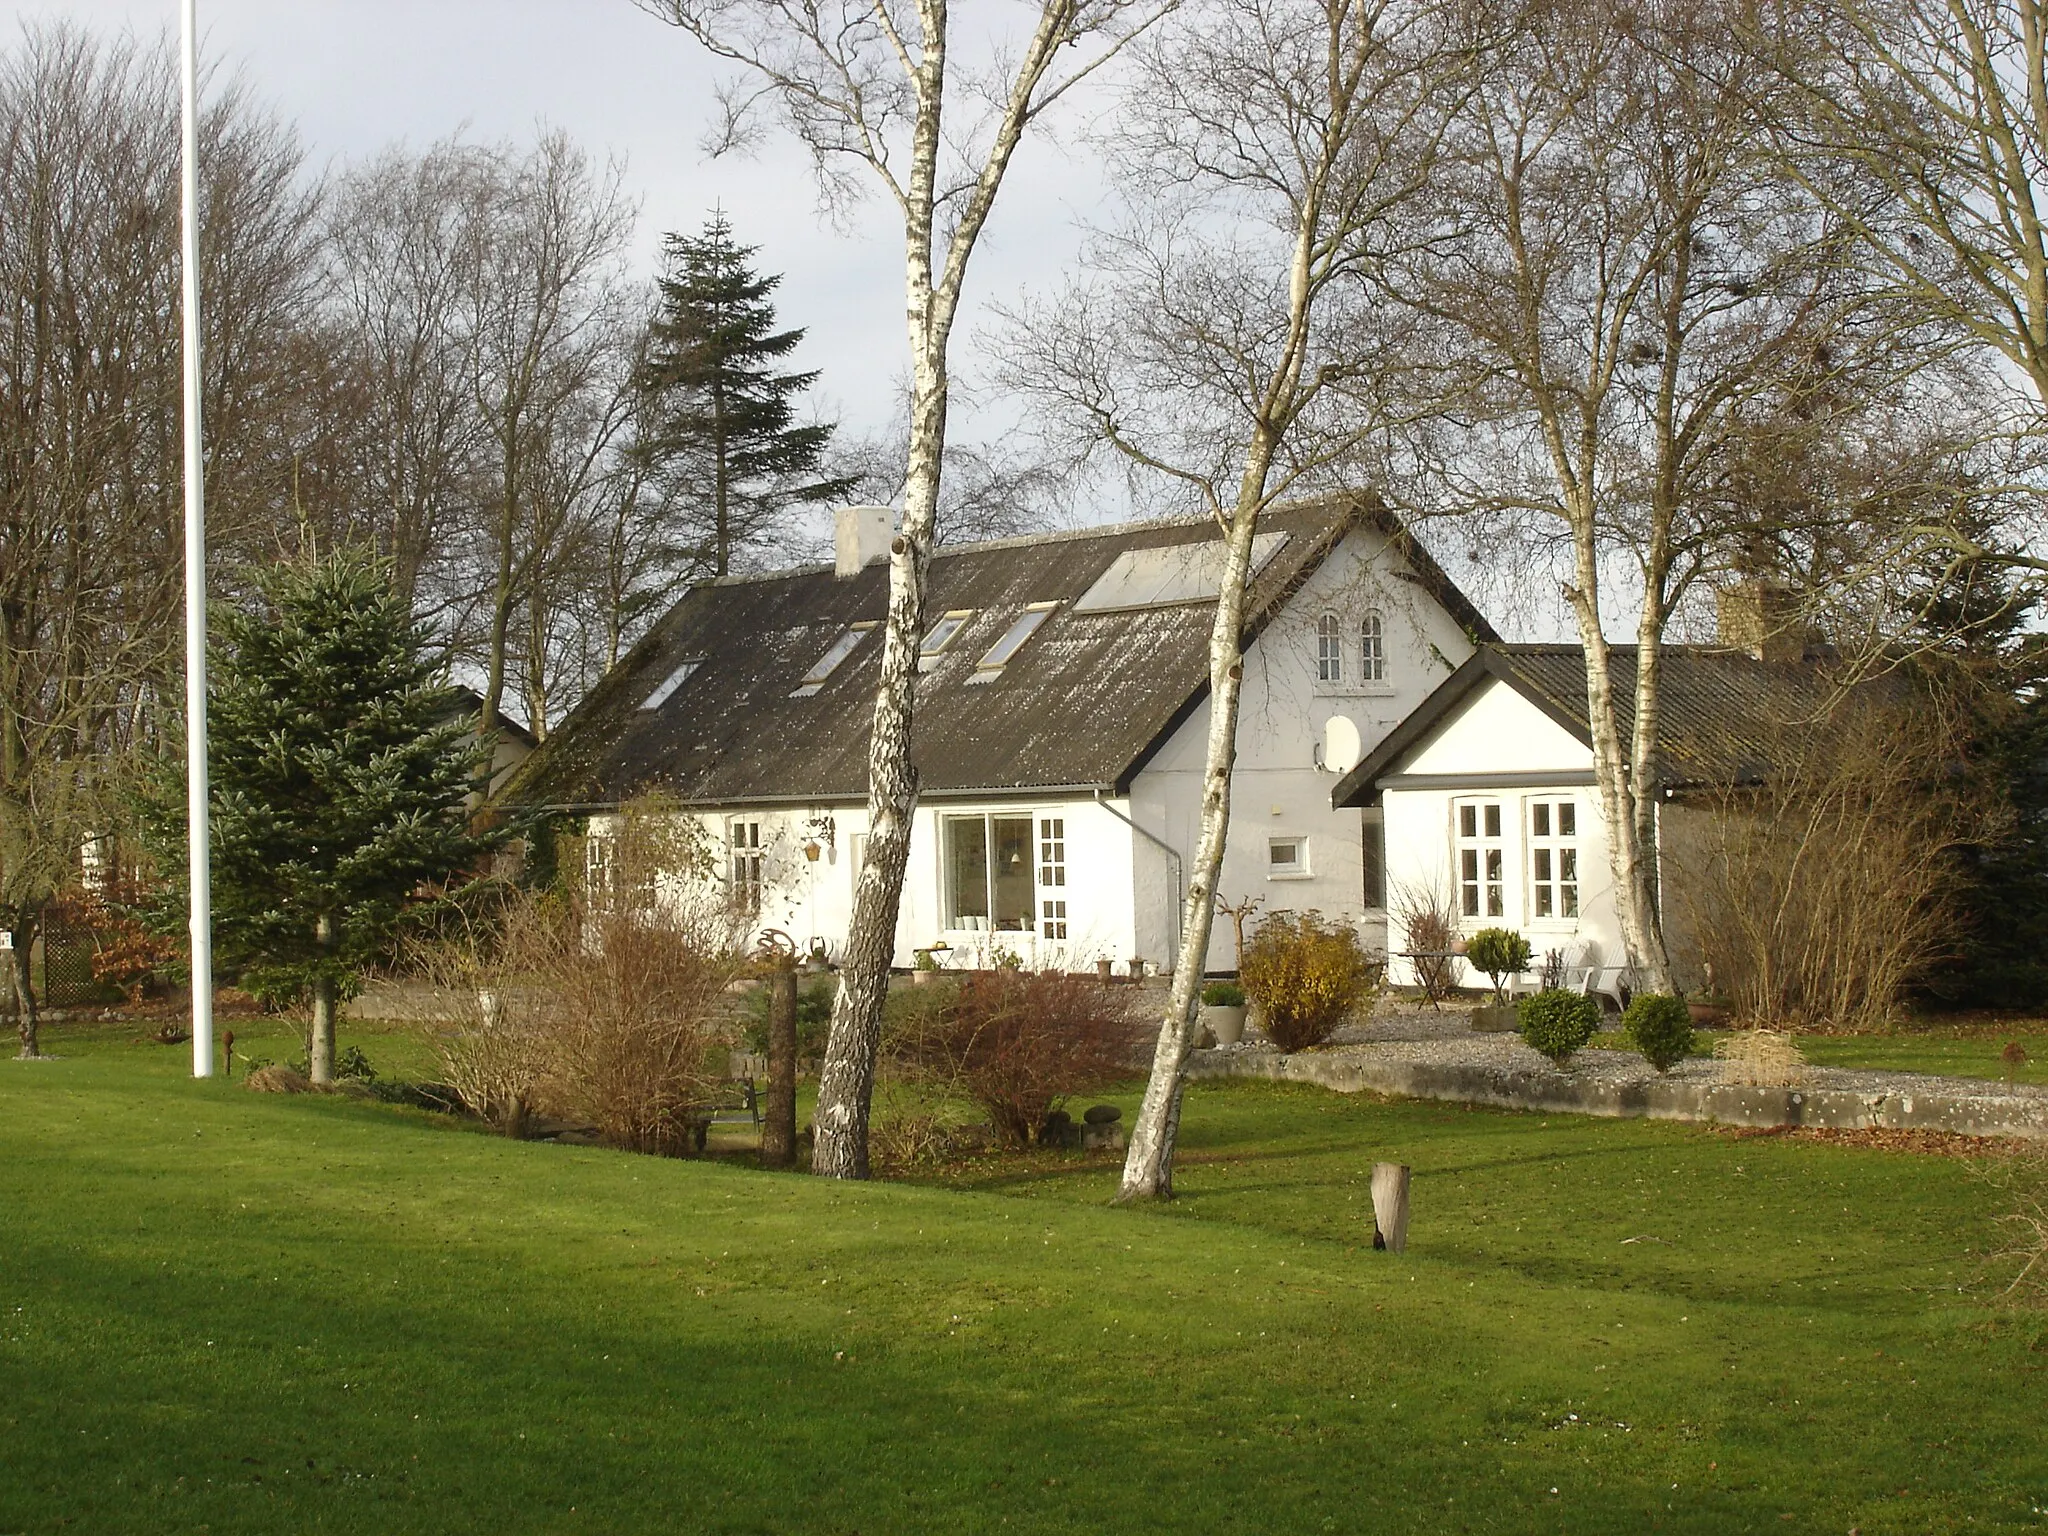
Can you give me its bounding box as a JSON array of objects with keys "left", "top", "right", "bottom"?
[{"left": 834, "top": 505, "right": 895, "bottom": 579}]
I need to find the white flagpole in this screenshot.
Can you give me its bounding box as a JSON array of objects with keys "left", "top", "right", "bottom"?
[{"left": 181, "top": 0, "right": 214, "bottom": 1079}]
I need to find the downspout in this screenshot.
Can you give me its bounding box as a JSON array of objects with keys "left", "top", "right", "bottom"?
[{"left": 1094, "top": 788, "right": 1184, "bottom": 971}]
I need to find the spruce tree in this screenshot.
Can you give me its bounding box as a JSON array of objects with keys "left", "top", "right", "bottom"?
[
  {"left": 641, "top": 212, "right": 854, "bottom": 573},
  {"left": 148, "top": 549, "right": 496, "bottom": 1084}
]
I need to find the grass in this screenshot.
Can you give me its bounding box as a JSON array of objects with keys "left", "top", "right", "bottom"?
[
  {"left": 1583, "top": 1020, "right": 2048, "bottom": 1087},
  {"left": 5, "top": 1017, "right": 2047, "bottom": 1534}
]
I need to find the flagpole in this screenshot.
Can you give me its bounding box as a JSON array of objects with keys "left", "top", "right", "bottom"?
[{"left": 181, "top": 0, "right": 214, "bottom": 1079}]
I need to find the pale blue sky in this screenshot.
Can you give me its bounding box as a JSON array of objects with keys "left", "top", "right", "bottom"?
[{"left": 1, "top": 0, "right": 1108, "bottom": 440}]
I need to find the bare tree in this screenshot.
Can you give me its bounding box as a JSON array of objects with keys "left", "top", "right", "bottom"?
[
  {"left": 996, "top": 0, "right": 1463, "bottom": 1199},
  {"left": 639, "top": 0, "right": 1172, "bottom": 1178},
  {"left": 0, "top": 23, "right": 316, "bottom": 1051},
  {"left": 1393, "top": 0, "right": 1923, "bottom": 992}
]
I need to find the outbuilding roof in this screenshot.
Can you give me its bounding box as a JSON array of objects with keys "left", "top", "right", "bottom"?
[
  {"left": 1330, "top": 642, "right": 1905, "bottom": 807},
  {"left": 506, "top": 493, "right": 1493, "bottom": 810}
]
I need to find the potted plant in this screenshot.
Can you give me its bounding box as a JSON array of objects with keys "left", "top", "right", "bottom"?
[
  {"left": 911, "top": 945, "right": 946, "bottom": 985},
  {"left": 1200, "top": 980, "right": 1248, "bottom": 1046},
  {"left": 1465, "top": 927, "right": 1531, "bottom": 1032},
  {"left": 1685, "top": 994, "right": 1733, "bottom": 1027}
]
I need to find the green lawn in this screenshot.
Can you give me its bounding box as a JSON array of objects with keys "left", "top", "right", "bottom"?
[{"left": 4, "top": 1020, "right": 2046, "bottom": 1534}]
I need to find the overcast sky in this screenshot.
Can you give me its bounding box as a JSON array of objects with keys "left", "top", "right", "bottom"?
[{"left": 2, "top": 0, "right": 1109, "bottom": 444}]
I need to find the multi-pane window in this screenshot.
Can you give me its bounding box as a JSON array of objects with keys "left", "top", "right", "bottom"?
[
  {"left": 943, "top": 813, "right": 1035, "bottom": 930},
  {"left": 1529, "top": 799, "right": 1580, "bottom": 919},
  {"left": 729, "top": 820, "right": 764, "bottom": 917},
  {"left": 1038, "top": 818, "right": 1068, "bottom": 938},
  {"left": 1316, "top": 613, "right": 1343, "bottom": 683},
  {"left": 1359, "top": 611, "right": 1386, "bottom": 683},
  {"left": 1456, "top": 800, "right": 1504, "bottom": 918}
]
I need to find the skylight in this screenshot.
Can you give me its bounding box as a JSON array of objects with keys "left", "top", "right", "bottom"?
[
  {"left": 918, "top": 611, "right": 973, "bottom": 672},
  {"left": 640, "top": 656, "right": 703, "bottom": 711},
  {"left": 973, "top": 603, "right": 1056, "bottom": 674},
  {"left": 791, "top": 622, "right": 876, "bottom": 698},
  {"left": 1070, "top": 532, "right": 1291, "bottom": 613}
]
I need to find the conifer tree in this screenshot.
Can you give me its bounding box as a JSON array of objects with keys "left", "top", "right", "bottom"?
[
  {"left": 640, "top": 212, "right": 853, "bottom": 574},
  {"left": 148, "top": 549, "right": 496, "bottom": 1084}
]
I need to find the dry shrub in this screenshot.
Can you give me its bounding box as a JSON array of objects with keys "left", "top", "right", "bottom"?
[
  {"left": 414, "top": 795, "right": 744, "bottom": 1152},
  {"left": 1981, "top": 1151, "right": 2048, "bottom": 1304},
  {"left": 1391, "top": 880, "right": 1459, "bottom": 1005},
  {"left": 890, "top": 969, "right": 1134, "bottom": 1147},
  {"left": 1713, "top": 1029, "right": 1807, "bottom": 1088},
  {"left": 245, "top": 1063, "right": 311, "bottom": 1093},
  {"left": 1672, "top": 695, "right": 1985, "bottom": 1031},
  {"left": 1239, "top": 910, "right": 1382, "bottom": 1051}
]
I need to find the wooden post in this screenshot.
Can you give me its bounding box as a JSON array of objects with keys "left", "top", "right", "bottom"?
[
  {"left": 760, "top": 960, "right": 799, "bottom": 1169},
  {"left": 1370, "top": 1161, "right": 1411, "bottom": 1253}
]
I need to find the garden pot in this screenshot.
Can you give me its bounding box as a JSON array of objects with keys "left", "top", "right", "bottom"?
[
  {"left": 1472, "top": 1004, "right": 1519, "bottom": 1033},
  {"left": 1686, "top": 1001, "right": 1730, "bottom": 1027},
  {"left": 1096, "top": 959, "right": 1114, "bottom": 983},
  {"left": 1201, "top": 1003, "right": 1247, "bottom": 1047},
  {"left": 911, "top": 969, "right": 934, "bottom": 987}
]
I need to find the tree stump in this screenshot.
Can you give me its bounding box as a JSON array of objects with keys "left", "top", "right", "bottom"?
[
  {"left": 760, "top": 961, "right": 799, "bottom": 1169},
  {"left": 1370, "top": 1161, "right": 1411, "bottom": 1253}
]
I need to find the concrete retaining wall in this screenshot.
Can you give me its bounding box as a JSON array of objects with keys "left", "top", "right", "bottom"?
[{"left": 1185, "top": 1048, "right": 2048, "bottom": 1140}]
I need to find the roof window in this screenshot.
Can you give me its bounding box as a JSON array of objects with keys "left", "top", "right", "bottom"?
[
  {"left": 970, "top": 603, "right": 1056, "bottom": 680},
  {"left": 791, "top": 622, "right": 876, "bottom": 698},
  {"left": 918, "top": 611, "right": 974, "bottom": 672},
  {"left": 1071, "top": 532, "right": 1291, "bottom": 613},
  {"left": 640, "top": 656, "right": 704, "bottom": 711}
]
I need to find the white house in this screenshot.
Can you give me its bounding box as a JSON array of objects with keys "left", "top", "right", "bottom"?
[
  {"left": 506, "top": 495, "right": 1492, "bottom": 974},
  {"left": 1329, "top": 622, "right": 1892, "bottom": 992}
]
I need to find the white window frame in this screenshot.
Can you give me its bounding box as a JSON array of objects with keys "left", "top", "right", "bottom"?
[
  {"left": 1267, "top": 835, "right": 1310, "bottom": 879},
  {"left": 1455, "top": 799, "right": 1505, "bottom": 919},
  {"left": 1527, "top": 797, "right": 1581, "bottom": 922},
  {"left": 918, "top": 611, "right": 974, "bottom": 672},
  {"left": 792, "top": 622, "right": 876, "bottom": 697},
  {"left": 1359, "top": 610, "right": 1386, "bottom": 684},
  {"left": 1315, "top": 613, "right": 1343, "bottom": 684},
  {"left": 975, "top": 603, "right": 1057, "bottom": 676},
  {"left": 729, "top": 819, "right": 765, "bottom": 918},
  {"left": 640, "top": 656, "right": 703, "bottom": 711},
  {"left": 1038, "top": 816, "right": 1068, "bottom": 938},
  {"left": 940, "top": 811, "right": 1038, "bottom": 932}
]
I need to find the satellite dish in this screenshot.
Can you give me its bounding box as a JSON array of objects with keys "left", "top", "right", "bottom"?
[{"left": 1323, "top": 714, "right": 1361, "bottom": 774}]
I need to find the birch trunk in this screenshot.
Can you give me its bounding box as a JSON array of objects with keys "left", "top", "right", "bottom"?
[
  {"left": 308, "top": 914, "right": 337, "bottom": 1087},
  {"left": 1118, "top": 442, "right": 1274, "bottom": 1202}
]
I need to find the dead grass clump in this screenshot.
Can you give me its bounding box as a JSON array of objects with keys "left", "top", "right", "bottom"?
[
  {"left": 1980, "top": 1150, "right": 2048, "bottom": 1304},
  {"left": 245, "top": 1063, "right": 311, "bottom": 1094},
  {"left": 1713, "top": 1028, "right": 1808, "bottom": 1087}
]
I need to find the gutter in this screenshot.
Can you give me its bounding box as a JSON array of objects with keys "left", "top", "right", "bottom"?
[{"left": 1093, "top": 788, "right": 1184, "bottom": 970}]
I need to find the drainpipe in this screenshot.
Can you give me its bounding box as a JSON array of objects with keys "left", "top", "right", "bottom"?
[{"left": 1093, "top": 789, "right": 1184, "bottom": 970}]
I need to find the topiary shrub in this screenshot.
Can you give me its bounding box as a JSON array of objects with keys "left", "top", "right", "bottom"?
[
  {"left": 1623, "top": 993, "right": 1695, "bottom": 1073},
  {"left": 1238, "top": 910, "right": 1382, "bottom": 1052},
  {"left": 1517, "top": 988, "right": 1600, "bottom": 1065},
  {"left": 1464, "top": 927, "right": 1532, "bottom": 1005}
]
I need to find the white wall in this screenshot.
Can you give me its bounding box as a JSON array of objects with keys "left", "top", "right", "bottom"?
[
  {"left": 1133, "top": 524, "right": 1479, "bottom": 968},
  {"left": 1376, "top": 678, "right": 1624, "bottom": 987}
]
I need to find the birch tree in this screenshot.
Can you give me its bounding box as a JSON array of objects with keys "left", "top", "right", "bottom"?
[
  {"left": 998, "top": 0, "right": 1467, "bottom": 1199},
  {"left": 639, "top": 0, "right": 1172, "bottom": 1179},
  {"left": 1394, "top": 0, "right": 1910, "bottom": 992}
]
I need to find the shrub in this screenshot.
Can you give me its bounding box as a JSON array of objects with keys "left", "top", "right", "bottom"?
[
  {"left": 1238, "top": 911, "right": 1382, "bottom": 1052},
  {"left": 1201, "top": 980, "right": 1245, "bottom": 1007},
  {"left": 890, "top": 969, "right": 1134, "bottom": 1147},
  {"left": 1517, "top": 988, "right": 1600, "bottom": 1065},
  {"left": 1713, "top": 1029, "right": 1806, "bottom": 1088},
  {"left": 1622, "top": 993, "right": 1694, "bottom": 1073},
  {"left": 1392, "top": 882, "right": 1459, "bottom": 1005},
  {"left": 1465, "top": 927, "right": 1531, "bottom": 1005}
]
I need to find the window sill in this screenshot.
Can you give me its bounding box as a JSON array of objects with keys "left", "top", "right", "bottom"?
[
  {"left": 1313, "top": 683, "right": 1395, "bottom": 699},
  {"left": 1266, "top": 871, "right": 1315, "bottom": 882}
]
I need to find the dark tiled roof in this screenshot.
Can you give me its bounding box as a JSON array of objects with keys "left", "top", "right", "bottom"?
[
  {"left": 506, "top": 494, "right": 1493, "bottom": 809},
  {"left": 1333, "top": 642, "right": 1909, "bottom": 806}
]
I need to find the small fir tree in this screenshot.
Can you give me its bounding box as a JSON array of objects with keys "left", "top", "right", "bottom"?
[
  {"left": 147, "top": 549, "right": 496, "bottom": 1084},
  {"left": 640, "top": 212, "right": 855, "bottom": 574}
]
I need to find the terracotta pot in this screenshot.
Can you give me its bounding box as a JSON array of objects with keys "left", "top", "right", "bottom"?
[{"left": 1686, "top": 1002, "right": 1729, "bottom": 1027}]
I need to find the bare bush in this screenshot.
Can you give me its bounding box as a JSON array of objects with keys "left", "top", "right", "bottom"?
[
  {"left": 1392, "top": 880, "right": 1460, "bottom": 1006},
  {"left": 415, "top": 796, "right": 742, "bottom": 1150},
  {"left": 1670, "top": 696, "right": 1985, "bottom": 1031},
  {"left": 1982, "top": 1152, "right": 2048, "bottom": 1304},
  {"left": 1713, "top": 1030, "right": 1808, "bottom": 1089},
  {"left": 890, "top": 970, "right": 1135, "bottom": 1149}
]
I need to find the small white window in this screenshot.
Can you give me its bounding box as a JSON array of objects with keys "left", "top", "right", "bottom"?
[
  {"left": 1316, "top": 613, "right": 1343, "bottom": 684},
  {"left": 729, "top": 820, "right": 765, "bottom": 918},
  {"left": 1529, "top": 799, "right": 1580, "bottom": 919},
  {"left": 1456, "top": 800, "right": 1504, "bottom": 918},
  {"left": 792, "top": 622, "right": 876, "bottom": 697},
  {"left": 975, "top": 603, "right": 1056, "bottom": 674},
  {"left": 1268, "top": 837, "right": 1307, "bottom": 877},
  {"left": 641, "top": 656, "right": 703, "bottom": 710},
  {"left": 1039, "top": 817, "right": 1068, "bottom": 937},
  {"left": 1360, "top": 611, "right": 1385, "bottom": 683},
  {"left": 918, "top": 611, "right": 973, "bottom": 672}
]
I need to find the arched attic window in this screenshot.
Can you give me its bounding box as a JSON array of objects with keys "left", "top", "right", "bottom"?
[
  {"left": 1360, "top": 610, "right": 1386, "bottom": 683},
  {"left": 1316, "top": 613, "right": 1343, "bottom": 683}
]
